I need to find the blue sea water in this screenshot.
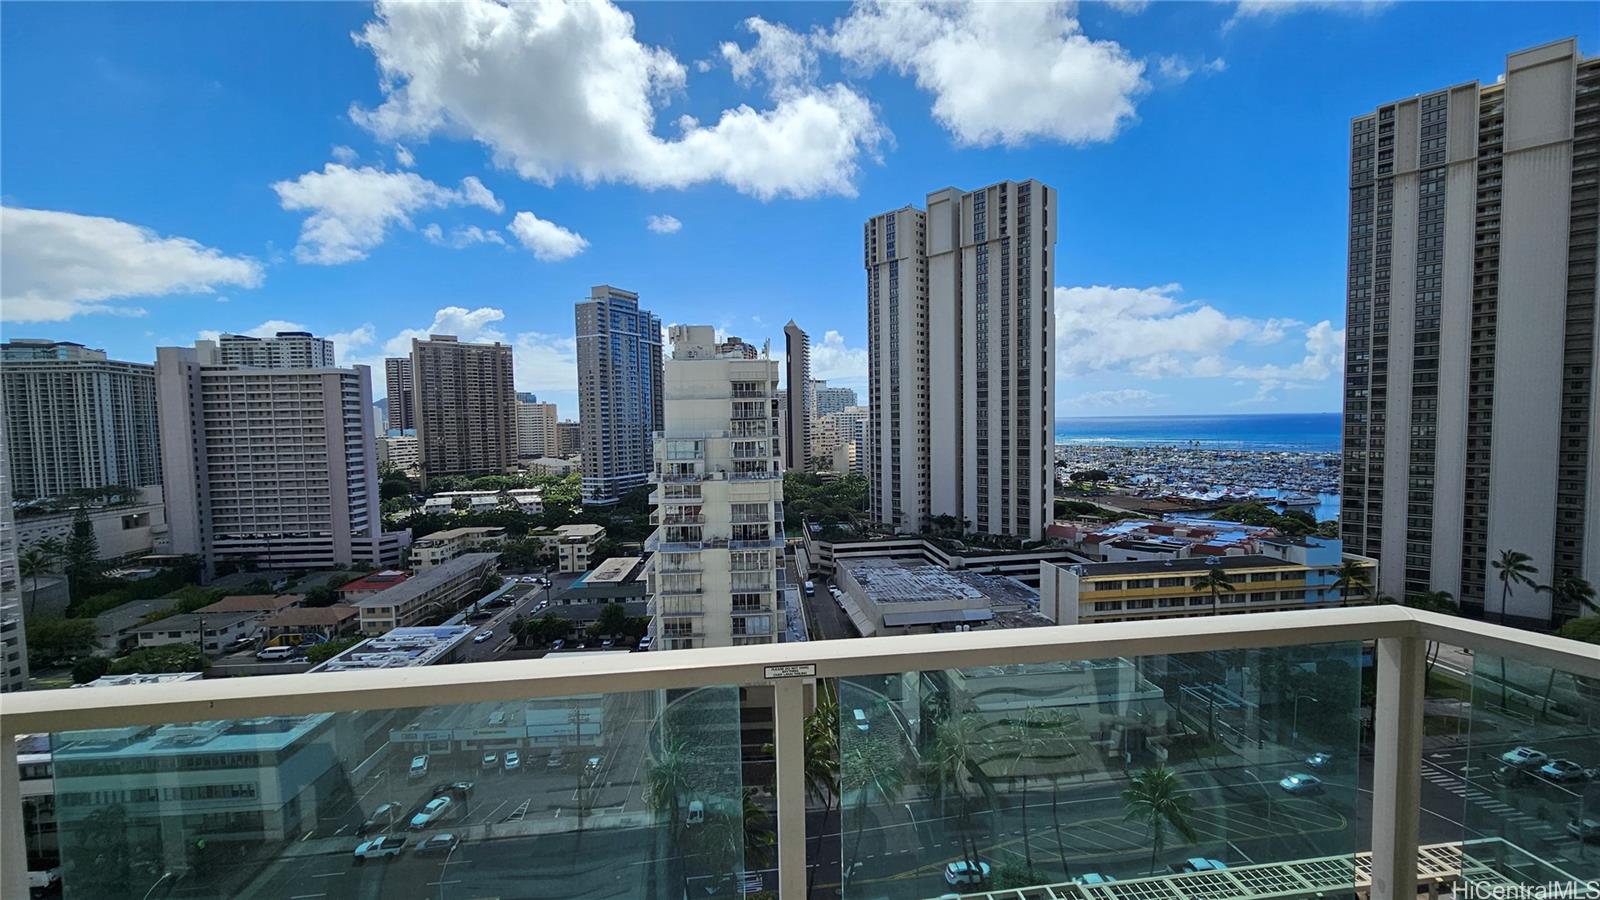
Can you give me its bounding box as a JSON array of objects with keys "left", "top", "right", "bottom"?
[{"left": 1055, "top": 413, "right": 1341, "bottom": 453}]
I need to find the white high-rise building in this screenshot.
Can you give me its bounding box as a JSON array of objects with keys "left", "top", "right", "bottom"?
[
  {"left": 819, "top": 406, "right": 870, "bottom": 476},
  {"left": 157, "top": 339, "right": 408, "bottom": 573},
  {"left": 213, "top": 331, "right": 335, "bottom": 369},
  {"left": 1341, "top": 39, "right": 1600, "bottom": 627},
  {"left": 0, "top": 412, "right": 28, "bottom": 694},
  {"left": 782, "top": 321, "right": 812, "bottom": 472},
  {"left": 647, "top": 326, "right": 783, "bottom": 650},
  {"left": 865, "top": 179, "right": 1057, "bottom": 541},
  {"left": 1, "top": 339, "right": 160, "bottom": 500},
  {"left": 516, "top": 400, "right": 559, "bottom": 459},
  {"left": 813, "top": 381, "right": 857, "bottom": 419}
]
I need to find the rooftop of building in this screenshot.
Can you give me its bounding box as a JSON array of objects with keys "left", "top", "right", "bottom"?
[
  {"left": 135, "top": 610, "right": 263, "bottom": 633},
  {"left": 584, "top": 556, "right": 643, "bottom": 584},
  {"left": 72, "top": 672, "right": 205, "bottom": 689},
  {"left": 352, "top": 553, "right": 499, "bottom": 610},
  {"left": 95, "top": 597, "right": 180, "bottom": 631},
  {"left": 339, "top": 570, "right": 412, "bottom": 593},
  {"left": 194, "top": 594, "right": 305, "bottom": 615},
  {"left": 260, "top": 605, "right": 359, "bottom": 628},
  {"left": 558, "top": 523, "right": 605, "bottom": 540},
  {"left": 1055, "top": 554, "right": 1307, "bottom": 578},
  {"left": 53, "top": 713, "right": 330, "bottom": 758},
  {"left": 311, "top": 625, "right": 475, "bottom": 672},
  {"left": 413, "top": 526, "right": 507, "bottom": 544}
]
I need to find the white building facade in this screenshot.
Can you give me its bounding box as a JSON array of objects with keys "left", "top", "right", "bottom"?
[
  {"left": 647, "top": 326, "right": 784, "bottom": 650},
  {"left": 213, "top": 331, "right": 335, "bottom": 369},
  {"left": 517, "top": 400, "right": 559, "bottom": 459}
]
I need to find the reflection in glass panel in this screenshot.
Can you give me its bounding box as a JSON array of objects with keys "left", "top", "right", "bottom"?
[
  {"left": 837, "top": 643, "right": 1362, "bottom": 898},
  {"left": 1458, "top": 653, "right": 1600, "bottom": 893},
  {"left": 48, "top": 686, "right": 744, "bottom": 899}
]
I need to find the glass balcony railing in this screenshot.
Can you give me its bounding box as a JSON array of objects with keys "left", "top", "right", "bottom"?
[{"left": 2, "top": 606, "right": 1596, "bottom": 900}]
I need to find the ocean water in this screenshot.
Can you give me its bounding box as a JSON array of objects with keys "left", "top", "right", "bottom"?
[{"left": 1055, "top": 413, "right": 1341, "bottom": 452}]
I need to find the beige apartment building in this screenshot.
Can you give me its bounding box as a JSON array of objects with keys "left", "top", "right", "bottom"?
[
  {"left": 411, "top": 335, "right": 517, "bottom": 480},
  {"left": 782, "top": 320, "right": 812, "bottom": 473},
  {"left": 517, "top": 400, "right": 559, "bottom": 459}
]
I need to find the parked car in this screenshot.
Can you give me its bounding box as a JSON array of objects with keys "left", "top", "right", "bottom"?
[
  {"left": 853, "top": 709, "right": 870, "bottom": 732},
  {"left": 1305, "top": 752, "right": 1333, "bottom": 770},
  {"left": 408, "top": 754, "right": 429, "bottom": 780},
  {"left": 1538, "top": 759, "right": 1592, "bottom": 783},
  {"left": 1178, "top": 858, "right": 1228, "bottom": 873},
  {"left": 1492, "top": 765, "right": 1531, "bottom": 787},
  {"left": 547, "top": 749, "right": 565, "bottom": 769},
  {"left": 803, "top": 580, "right": 815, "bottom": 597},
  {"left": 1279, "top": 773, "right": 1324, "bottom": 795},
  {"left": 1568, "top": 818, "right": 1600, "bottom": 842},
  {"left": 256, "top": 645, "right": 295, "bottom": 661},
  {"left": 1500, "top": 747, "right": 1549, "bottom": 769},
  {"left": 481, "top": 752, "right": 498, "bottom": 770},
  {"left": 473, "top": 630, "right": 494, "bottom": 644},
  {"left": 358, "top": 802, "right": 402, "bottom": 836},
  {"left": 414, "top": 833, "right": 461, "bottom": 856},
  {"left": 504, "top": 751, "right": 520, "bottom": 773},
  {"left": 550, "top": 639, "right": 565, "bottom": 650},
  {"left": 353, "top": 835, "right": 407, "bottom": 862},
  {"left": 226, "top": 634, "right": 256, "bottom": 652},
  {"left": 943, "top": 860, "right": 991, "bottom": 886},
  {"left": 1076, "top": 873, "right": 1115, "bottom": 885},
  {"left": 409, "top": 797, "right": 452, "bottom": 829}
]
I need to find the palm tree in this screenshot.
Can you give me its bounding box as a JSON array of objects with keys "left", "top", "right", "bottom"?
[
  {"left": 1490, "top": 549, "right": 1539, "bottom": 708},
  {"left": 1540, "top": 572, "right": 1599, "bottom": 618},
  {"left": 841, "top": 734, "right": 905, "bottom": 883},
  {"left": 18, "top": 547, "right": 52, "bottom": 616},
  {"left": 920, "top": 713, "right": 996, "bottom": 880},
  {"left": 1195, "top": 567, "right": 1236, "bottom": 617},
  {"left": 1332, "top": 561, "right": 1372, "bottom": 605},
  {"left": 1004, "top": 711, "right": 1052, "bottom": 874},
  {"left": 1122, "top": 767, "right": 1198, "bottom": 874},
  {"left": 804, "top": 683, "right": 841, "bottom": 898},
  {"left": 1403, "top": 591, "right": 1458, "bottom": 676},
  {"left": 645, "top": 737, "right": 696, "bottom": 843},
  {"left": 1037, "top": 710, "right": 1080, "bottom": 882},
  {"left": 741, "top": 787, "right": 775, "bottom": 870}
]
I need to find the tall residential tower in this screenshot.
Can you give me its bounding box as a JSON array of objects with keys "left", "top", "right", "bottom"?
[
  {"left": 410, "top": 335, "right": 517, "bottom": 480},
  {"left": 865, "top": 180, "right": 1058, "bottom": 541},
  {"left": 782, "top": 321, "right": 812, "bottom": 472},
  {"left": 576, "top": 285, "right": 663, "bottom": 504},
  {"left": 1341, "top": 39, "right": 1599, "bottom": 626},
  {"left": 384, "top": 357, "right": 415, "bottom": 432}
]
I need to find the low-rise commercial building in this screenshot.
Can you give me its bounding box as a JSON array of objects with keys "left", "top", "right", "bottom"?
[
  {"left": 309, "top": 624, "right": 475, "bottom": 672},
  {"left": 557, "top": 523, "right": 605, "bottom": 572},
  {"left": 552, "top": 556, "right": 647, "bottom": 620},
  {"left": 408, "top": 526, "right": 507, "bottom": 570},
  {"left": 336, "top": 569, "right": 411, "bottom": 601},
  {"left": 834, "top": 558, "right": 1050, "bottom": 637},
  {"left": 354, "top": 552, "right": 499, "bottom": 634}
]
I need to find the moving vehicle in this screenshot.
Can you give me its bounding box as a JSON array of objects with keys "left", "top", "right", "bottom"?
[
  {"left": 408, "top": 755, "right": 429, "bottom": 780},
  {"left": 226, "top": 634, "right": 256, "bottom": 653},
  {"left": 944, "top": 860, "right": 991, "bottom": 886},
  {"left": 853, "top": 709, "right": 870, "bottom": 732},
  {"left": 686, "top": 800, "right": 704, "bottom": 825},
  {"left": 414, "top": 833, "right": 461, "bottom": 856},
  {"left": 1278, "top": 773, "right": 1323, "bottom": 795},
  {"left": 482, "top": 752, "right": 498, "bottom": 769},
  {"left": 358, "top": 802, "right": 402, "bottom": 836},
  {"left": 802, "top": 580, "right": 816, "bottom": 597},
  {"left": 473, "top": 630, "right": 494, "bottom": 644},
  {"left": 1178, "top": 858, "right": 1228, "bottom": 873},
  {"left": 504, "top": 751, "right": 520, "bottom": 773},
  {"left": 1500, "top": 747, "right": 1549, "bottom": 769},
  {"left": 1305, "top": 752, "right": 1333, "bottom": 770},
  {"left": 1538, "top": 759, "right": 1592, "bottom": 783},
  {"left": 585, "top": 755, "right": 602, "bottom": 777},
  {"left": 1569, "top": 818, "right": 1600, "bottom": 842},
  {"left": 409, "top": 797, "right": 452, "bottom": 829},
  {"left": 551, "top": 639, "right": 565, "bottom": 650},
  {"left": 1076, "top": 874, "right": 1115, "bottom": 885},
  {"left": 256, "top": 645, "right": 295, "bottom": 661},
  {"left": 353, "top": 835, "right": 407, "bottom": 862}
]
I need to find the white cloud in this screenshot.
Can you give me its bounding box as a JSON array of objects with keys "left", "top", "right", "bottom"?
[
  {"left": 1156, "top": 55, "right": 1227, "bottom": 82},
  {"left": 1068, "top": 388, "right": 1166, "bottom": 408},
  {"left": 720, "top": 17, "right": 818, "bottom": 89},
  {"left": 423, "top": 223, "right": 508, "bottom": 249},
  {"left": 825, "top": 0, "right": 1145, "bottom": 146},
  {"left": 694, "top": 59, "right": 714, "bottom": 74},
  {"left": 331, "top": 144, "right": 359, "bottom": 164},
  {"left": 1228, "top": 319, "right": 1344, "bottom": 383},
  {"left": 350, "top": 0, "right": 885, "bottom": 200},
  {"left": 810, "top": 329, "right": 868, "bottom": 382},
  {"left": 513, "top": 330, "right": 579, "bottom": 396},
  {"left": 394, "top": 144, "right": 415, "bottom": 168},
  {"left": 646, "top": 214, "right": 682, "bottom": 235},
  {"left": 508, "top": 211, "right": 588, "bottom": 261},
  {"left": 382, "top": 306, "right": 508, "bottom": 357},
  {"left": 327, "top": 323, "right": 378, "bottom": 367},
  {"left": 1, "top": 207, "right": 263, "bottom": 321},
  {"left": 1224, "top": 0, "right": 1390, "bottom": 30},
  {"left": 1106, "top": 0, "right": 1151, "bottom": 12},
  {"left": 1054, "top": 283, "right": 1295, "bottom": 379},
  {"left": 272, "top": 163, "right": 504, "bottom": 264}
]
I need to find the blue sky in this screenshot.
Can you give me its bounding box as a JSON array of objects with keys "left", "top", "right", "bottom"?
[{"left": 2, "top": 1, "right": 1594, "bottom": 420}]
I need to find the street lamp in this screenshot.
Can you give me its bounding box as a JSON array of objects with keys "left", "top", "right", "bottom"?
[
  {"left": 904, "top": 803, "right": 924, "bottom": 882},
  {"left": 140, "top": 871, "right": 174, "bottom": 900},
  {"left": 439, "top": 838, "right": 460, "bottom": 900},
  {"left": 1291, "top": 694, "right": 1319, "bottom": 743}
]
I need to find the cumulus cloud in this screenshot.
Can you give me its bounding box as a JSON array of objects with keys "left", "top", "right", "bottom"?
[
  {"left": 720, "top": 17, "right": 818, "bottom": 89},
  {"left": 1225, "top": 0, "right": 1390, "bottom": 30},
  {"left": 1106, "top": 0, "right": 1151, "bottom": 12},
  {"left": 272, "top": 163, "right": 504, "bottom": 264},
  {"left": 1228, "top": 319, "right": 1344, "bottom": 383},
  {"left": 1055, "top": 283, "right": 1294, "bottom": 379},
  {"left": 1068, "top": 388, "right": 1166, "bottom": 408},
  {"left": 382, "top": 306, "right": 508, "bottom": 356},
  {"left": 331, "top": 144, "right": 359, "bottom": 164},
  {"left": 825, "top": 0, "right": 1146, "bottom": 146},
  {"left": 508, "top": 211, "right": 588, "bottom": 261},
  {"left": 513, "top": 330, "right": 580, "bottom": 396},
  {"left": 1156, "top": 55, "right": 1227, "bottom": 82},
  {"left": 350, "top": 0, "right": 886, "bottom": 200},
  {"left": 423, "top": 223, "right": 509, "bottom": 249},
  {"left": 394, "top": 144, "right": 415, "bottom": 168},
  {"left": 646, "top": 214, "right": 682, "bottom": 234},
  {"left": 1, "top": 207, "right": 263, "bottom": 321},
  {"left": 810, "top": 329, "right": 868, "bottom": 383}
]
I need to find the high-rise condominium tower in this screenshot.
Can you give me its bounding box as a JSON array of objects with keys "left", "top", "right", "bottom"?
[
  {"left": 214, "top": 331, "right": 334, "bottom": 368},
  {"left": 0, "top": 412, "right": 27, "bottom": 693},
  {"left": 0, "top": 339, "right": 160, "bottom": 500},
  {"left": 782, "top": 321, "right": 812, "bottom": 472},
  {"left": 556, "top": 420, "right": 582, "bottom": 457},
  {"left": 865, "top": 179, "right": 1057, "bottom": 541},
  {"left": 157, "top": 338, "right": 407, "bottom": 572},
  {"left": 576, "top": 285, "right": 662, "bottom": 504},
  {"left": 1341, "top": 39, "right": 1599, "bottom": 626},
  {"left": 813, "top": 381, "right": 857, "bottom": 419},
  {"left": 647, "top": 326, "right": 783, "bottom": 650},
  {"left": 517, "top": 400, "right": 559, "bottom": 459},
  {"left": 411, "top": 335, "right": 517, "bottom": 480},
  {"left": 385, "top": 357, "right": 415, "bottom": 432}
]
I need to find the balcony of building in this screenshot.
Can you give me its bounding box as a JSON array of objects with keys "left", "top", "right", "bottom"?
[{"left": 3, "top": 607, "right": 1597, "bottom": 900}]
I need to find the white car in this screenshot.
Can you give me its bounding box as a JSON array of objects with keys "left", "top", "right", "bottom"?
[
  {"left": 1500, "top": 747, "right": 1549, "bottom": 769},
  {"left": 944, "top": 860, "right": 991, "bottom": 886},
  {"left": 353, "top": 834, "right": 408, "bottom": 862},
  {"left": 482, "top": 752, "right": 498, "bottom": 769},
  {"left": 473, "top": 630, "right": 494, "bottom": 644},
  {"left": 409, "top": 797, "right": 452, "bottom": 829},
  {"left": 504, "top": 751, "right": 520, "bottom": 772},
  {"left": 408, "top": 754, "right": 429, "bottom": 780},
  {"left": 1279, "top": 773, "right": 1324, "bottom": 795}
]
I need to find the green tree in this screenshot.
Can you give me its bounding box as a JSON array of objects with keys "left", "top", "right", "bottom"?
[
  {"left": 1122, "top": 766, "right": 1198, "bottom": 874},
  {"left": 1491, "top": 549, "right": 1538, "bottom": 708},
  {"left": 644, "top": 737, "right": 697, "bottom": 864},
  {"left": 304, "top": 637, "right": 363, "bottom": 664},
  {"left": 1037, "top": 710, "right": 1081, "bottom": 881},
  {"left": 742, "top": 787, "right": 775, "bottom": 870},
  {"left": 26, "top": 617, "right": 97, "bottom": 667},
  {"left": 18, "top": 546, "right": 54, "bottom": 616},
  {"left": 108, "top": 643, "right": 208, "bottom": 675},
  {"left": 529, "top": 614, "right": 573, "bottom": 646},
  {"left": 62, "top": 506, "right": 102, "bottom": 597},
  {"left": 71, "top": 655, "right": 110, "bottom": 684},
  {"left": 804, "top": 683, "right": 841, "bottom": 899},
  {"left": 1332, "top": 561, "right": 1372, "bottom": 605},
  {"left": 1540, "top": 572, "right": 1598, "bottom": 618},
  {"left": 841, "top": 733, "right": 906, "bottom": 883},
  {"left": 920, "top": 713, "right": 995, "bottom": 880},
  {"left": 588, "top": 602, "right": 630, "bottom": 639},
  {"left": 1002, "top": 711, "right": 1053, "bottom": 873},
  {"left": 1195, "top": 567, "right": 1236, "bottom": 618}
]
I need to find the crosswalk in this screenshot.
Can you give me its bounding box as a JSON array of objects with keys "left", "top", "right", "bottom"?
[{"left": 1420, "top": 763, "right": 1567, "bottom": 855}]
